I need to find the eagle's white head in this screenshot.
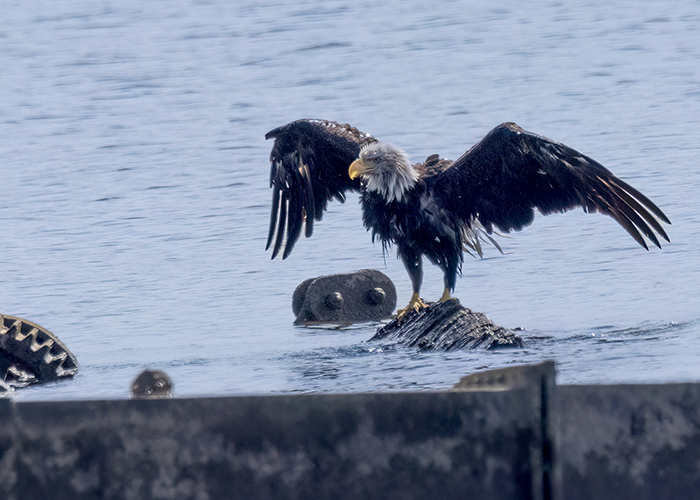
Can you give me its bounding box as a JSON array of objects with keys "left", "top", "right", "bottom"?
[{"left": 348, "top": 142, "right": 418, "bottom": 203}]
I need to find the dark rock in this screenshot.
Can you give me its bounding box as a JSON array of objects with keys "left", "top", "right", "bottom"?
[
  {"left": 370, "top": 298, "right": 523, "bottom": 350},
  {"left": 131, "top": 369, "right": 173, "bottom": 399},
  {"left": 0, "top": 315, "right": 78, "bottom": 391},
  {"left": 293, "top": 270, "right": 397, "bottom": 324}
]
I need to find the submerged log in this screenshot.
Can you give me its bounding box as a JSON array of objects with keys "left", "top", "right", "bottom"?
[{"left": 370, "top": 298, "right": 523, "bottom": 351}]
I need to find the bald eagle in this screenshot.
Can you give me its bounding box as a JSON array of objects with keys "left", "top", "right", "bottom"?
[{"left": 265, "top": 119, "right": 670, "bottom": 316}]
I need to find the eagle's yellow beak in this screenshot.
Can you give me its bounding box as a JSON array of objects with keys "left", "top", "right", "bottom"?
[{"left": 348, "top": 159, "right": 367, "bottom": 180}]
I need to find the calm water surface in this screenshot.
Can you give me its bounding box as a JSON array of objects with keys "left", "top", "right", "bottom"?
[{"left": 2, "top": 0, "right": 700, "bottom": 400}]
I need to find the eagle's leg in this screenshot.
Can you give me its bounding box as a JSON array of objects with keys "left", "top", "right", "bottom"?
[
  {"left": 439, "top": 259, "right": 458, "bottom": 302},
  {"left": 396, "top": 250, "right": 427, "bottom": 319}
]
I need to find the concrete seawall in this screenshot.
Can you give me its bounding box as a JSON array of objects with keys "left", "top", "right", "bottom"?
[
  {"left": 558, "top": 383, "right": 700, "bottom": 500},
  {"left": 1, "top": 362, "right": 700, "bottom": 499}
]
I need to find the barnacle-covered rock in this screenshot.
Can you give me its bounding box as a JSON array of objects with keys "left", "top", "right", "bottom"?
[{"left": 0, "top": 315, "right": 78, "bottom": 391}]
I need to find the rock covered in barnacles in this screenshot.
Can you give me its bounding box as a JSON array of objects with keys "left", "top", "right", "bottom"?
[
  {"left": 370, "top": 299, "right": 522, "bottom": 351},
  {"left": 0, "top": 315, "right": 78, "bottom": 391}
]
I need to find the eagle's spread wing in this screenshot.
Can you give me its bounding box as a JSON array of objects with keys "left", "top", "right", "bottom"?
[
  {"left": 265, "top": 119, "right": 376, "bottom": 259},
  {"left": 430, "top": 122, "right": 670, "bottom": 249}
]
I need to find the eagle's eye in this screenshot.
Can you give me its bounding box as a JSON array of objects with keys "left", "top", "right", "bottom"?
[{"left": 372, "top": 157, "right": 380, "bottom": 163}]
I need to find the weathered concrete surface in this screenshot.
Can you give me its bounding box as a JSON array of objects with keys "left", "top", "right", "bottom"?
[
  {"left": 0, "top": 315, "right": 79, "bottom": 391},
  {"left": 0, "top": 382, "right": 551, "bottom": 500},
  {"left": 5, "top": 363, "right": 700, "bottom": 499},
  {"left": 454, "top": 361, "right": 558, "bottom": 500},
  {"left": 371, "top": 299, "right": 523, "bottom": 350},
  {"left": 558, "top": 383, "right": 700, "bottom": 500},
  {"left": 0, "top": 398, "right": 16, "bottom": 500},
  {"left": 454, "top": 361, "right": 554, "bottom": 393},
  {"left": 293, "top": 270, "right": 397, "bottom": 324}
]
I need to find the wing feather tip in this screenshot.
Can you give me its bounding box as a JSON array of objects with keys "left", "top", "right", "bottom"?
[
  {"left": 305, "top": 218, "right": 314, "bottom": 238},
  {"left": 598, "top": 176, "right": 671, "bottom": 250}
]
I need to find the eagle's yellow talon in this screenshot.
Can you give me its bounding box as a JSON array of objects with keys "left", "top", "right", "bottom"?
[{"left": 396, "top": 293, "right": 427, "bottom": 321}]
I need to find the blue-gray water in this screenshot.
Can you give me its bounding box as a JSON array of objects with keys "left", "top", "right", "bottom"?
[{"left": 2, "top": 0, "right": 699, "bottom": 400}]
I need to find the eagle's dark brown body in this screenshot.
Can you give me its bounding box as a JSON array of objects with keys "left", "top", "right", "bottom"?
[{"left": 265, "top": 119, "right": 670, "bottom": 308}]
